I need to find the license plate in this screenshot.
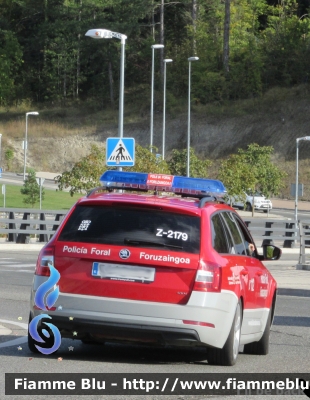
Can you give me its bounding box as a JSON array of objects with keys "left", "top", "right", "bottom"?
[{"left": 92, "top": 262, "right": 155, "bottom": 283}]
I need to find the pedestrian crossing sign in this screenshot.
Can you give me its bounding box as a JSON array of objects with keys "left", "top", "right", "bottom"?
[{"left": 106, "top": 138, "right": 135, "bottom": 166}]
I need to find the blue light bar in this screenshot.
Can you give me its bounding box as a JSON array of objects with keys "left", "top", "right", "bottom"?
[
  {"left": 99, "top": 171, "right": 227, "bottom": 198},
  {"left": 173, "top": 176, "right": 226, "bottom": 194},
  {"left": 100, "top": 170, "right": 148, "bottom": 186}
]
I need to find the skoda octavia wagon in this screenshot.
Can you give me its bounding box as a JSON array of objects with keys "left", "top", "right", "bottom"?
[{"left": 28, "top": 171, "right": 280, "bottom": 366}]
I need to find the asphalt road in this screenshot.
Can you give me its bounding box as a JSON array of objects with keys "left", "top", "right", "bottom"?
[
  {"left": 0, "top": 251, "right": 309, "bottom": 399},
  {"left": 0, "top": 172, "right": 59, "bottom": 191}
]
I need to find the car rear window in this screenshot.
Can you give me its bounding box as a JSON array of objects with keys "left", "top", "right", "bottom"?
[{"left": 58, "top": 205, "right": 201, "bottom": 253}]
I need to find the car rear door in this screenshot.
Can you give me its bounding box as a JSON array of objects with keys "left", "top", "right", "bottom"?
[{"left": 54, "top": 203, "right": 201, "bottom": 305}]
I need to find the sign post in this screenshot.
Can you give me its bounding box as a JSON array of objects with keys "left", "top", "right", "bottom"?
[{"left": 2, "top": 184, "right": 5, "bottom": 207}]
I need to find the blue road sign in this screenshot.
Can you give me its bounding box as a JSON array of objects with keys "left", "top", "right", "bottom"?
[
  {"left": 106, "top": 138, "right": 135, "bottom": 167},
  {"left": 0, "top": 168, "right": 2, "bottom": 178}
]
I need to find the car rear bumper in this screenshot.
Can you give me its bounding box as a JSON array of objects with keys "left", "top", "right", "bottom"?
[
  {"left": 254, "top": 204, "right": 272, "bottom": 210},
  {"left": 30, "top": 280, "right": 238, "bottom": 349},
  {"left": 35, "top": 314, "right": 202, "bottom": 346}
]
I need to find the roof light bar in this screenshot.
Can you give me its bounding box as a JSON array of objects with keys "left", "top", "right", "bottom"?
[{"left": 99, "top": 171, "right": 227, "bottom": 198}]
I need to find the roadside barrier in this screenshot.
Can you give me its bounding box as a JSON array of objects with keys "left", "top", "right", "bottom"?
[
  {"left": 243, "top": 218, "right": 298, "bottom": 248},
  {"left": 0, "top": 209, "right": 306, "bottom": 249},
  {"left": 297, "top": 220, "right": 310, "bottom": 267},
  {"left": 0, "top": 208, "right": 67, "bottom": 243}
]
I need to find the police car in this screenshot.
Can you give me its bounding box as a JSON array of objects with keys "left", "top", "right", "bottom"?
[{"left": 28, "top": 171, "right": 280, "bottom": 366}]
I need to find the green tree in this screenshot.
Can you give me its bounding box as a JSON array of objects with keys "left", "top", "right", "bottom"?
[
  {"left": 56, "top": 144, "right": 170, "bottom": 196},
  {"left": 168, "top": 147, "right": 212, "bottom": 178},
  {"left": 20, "top": 169, "right": 44, "bottom": 208},
  {"left": 0, "top": 30, "right": 23, "bottom": 105},
  {"left": 56, "top": 144, "right": 106, "bottom": 196},
  {"left": 218, "top": 143, "right": 287, "bottom": 214},
  {"left": 125, "top": 145, "right": 170, "bottom": 175},
  {"left": 218, "top": 153, "right": 256, "bottom": 203},
  {"left": 238, "top": 143, "right": 287, "bottom": 197},
  {"left": 4, "top": 148, "right": 14, "bottom": 170}
]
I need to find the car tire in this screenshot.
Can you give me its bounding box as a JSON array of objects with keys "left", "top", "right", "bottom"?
[
  {"left": 243, "top": 309, "right": 271, "bottom": 355},
  {"left": 245, "top": 203, "right": 252, "bottom": 212},
  {"left": 263, "top": 210, "right": 268, "bottom": 213},
  {"left": 207, "top": 300, "right": 242, "bottom": 366}
]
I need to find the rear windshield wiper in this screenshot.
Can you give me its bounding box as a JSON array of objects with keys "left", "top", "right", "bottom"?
[{"left": 124, "top": 238, "right": 183, "bottom": 249}]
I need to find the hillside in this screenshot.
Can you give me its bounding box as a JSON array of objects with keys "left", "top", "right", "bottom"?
[{"left": 2, "top": 86, "right": 310, "bottom": 199}]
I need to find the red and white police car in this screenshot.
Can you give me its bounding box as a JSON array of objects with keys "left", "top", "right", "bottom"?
[{"left": 29, "top": 171, "right": 280, "bottom": 366}]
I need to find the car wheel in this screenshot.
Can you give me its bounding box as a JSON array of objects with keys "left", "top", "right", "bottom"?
[
  {"left": 263, "top": 210, "right": 268, "bottom": 213},
  {"left": 245, "top": 203, "right": 252, "bottom": 212},
  {"left": 243, "top": 309, "right": 271, "bottom": 355},
  {"left": 207, "top": 300, "right": 242, "bottom": 366}
]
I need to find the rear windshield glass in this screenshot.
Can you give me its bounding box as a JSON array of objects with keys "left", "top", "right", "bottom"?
[{"left": 58, "top": 205, "right": 201, "bottom": 254}]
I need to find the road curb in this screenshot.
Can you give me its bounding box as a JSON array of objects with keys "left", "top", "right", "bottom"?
[
  {"left": 277, "top": 288, "right": 310, "bottom": 297},
  {"left": 296, "top": 264, "right": 310, "bottom": 270}
]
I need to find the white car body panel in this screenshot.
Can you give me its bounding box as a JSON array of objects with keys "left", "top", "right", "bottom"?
[{"left": 31, "top": 277, "right": 267, "bottom": 350}]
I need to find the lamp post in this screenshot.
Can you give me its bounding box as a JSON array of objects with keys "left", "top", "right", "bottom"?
[
  {"left": 0, "top": 133, "right": 2, "bottom": 167},
  {"left": 186, "top": 56, "right": 199, "bottom": 177},
  {"left": 162, "top": 59, "right": 173, "bottom": 160},
  {"left": 295, "top": 136, "right": 310, "bottom": 222},
  {"left": 85, "top": 29, "right": 127, "bottom": 140},
  {"left": 150, "top": 44, "right": 164, "bottom": 152},
  {"left": 23, "top": 112, "right": 39, "bottom": 180}
]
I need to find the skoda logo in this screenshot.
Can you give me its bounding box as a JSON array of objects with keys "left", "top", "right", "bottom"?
[{"left": 119, "top": 249, "right": 130, "bottom": 260}]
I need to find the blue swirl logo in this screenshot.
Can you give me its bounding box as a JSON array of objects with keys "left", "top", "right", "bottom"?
[
  {"left": 29, "top": 263, "right": 62, "bottom": 355},
  {"left": 29, "top": 314, "right": 61, "bottom": 354},
  {"left": 34, "top": 265, "right": 60, "bottom": 310}
]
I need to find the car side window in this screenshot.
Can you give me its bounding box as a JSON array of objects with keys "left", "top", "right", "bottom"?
[
  {"left": 232, "top": 214, "right": 256, "bottom": 257},
  {"left": 222, "top": 212, "right": 247, "bottom": 255},
  {"left": 211, "top": 214, "right": 230, "bottom": 253}
]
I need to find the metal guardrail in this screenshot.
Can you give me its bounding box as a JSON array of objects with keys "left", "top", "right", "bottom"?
[
  {"left": 0, "top": 209, "right": 308, "bottom": 252},
  {"left": 0, "top": 208, "right": 68, "bottom": 243},
  {"left": 298, "top": 220, "right": 310, "bottom": 266},
  {"left": 243, "top": 218, "right": 299, "bottom": 249},
  {"left": 0, "top": 209, "right": 299, "bottom": 245}
]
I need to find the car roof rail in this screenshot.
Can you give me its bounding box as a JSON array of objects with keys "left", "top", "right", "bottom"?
[
  {"left": 86, "top": 187, "right": 107, "bottom": 197},
  {"left": 198, "top": 196, "right": 226, "bottom": 208}
]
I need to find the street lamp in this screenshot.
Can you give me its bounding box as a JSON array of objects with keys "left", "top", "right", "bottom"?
[
  {"left": 0, "top": 133, "right": 2, "bottom": 168},
  {"left": 23, "top": 112, "right": 39, "bottom": 180},
  {"left": 295, "top": 136, "right": 310, "bottom": 221},
  {"left": 162, "top": 59, "right": 173, "bottom": 160},
  {"left": 150, "top": 44, "right": 164, "bottom": 152},
  {"left": 85, "top": 29, "right": 127, "bottom": 139},
  {"left": 186, "top": 56, "right": 199, "bottom": 177}
]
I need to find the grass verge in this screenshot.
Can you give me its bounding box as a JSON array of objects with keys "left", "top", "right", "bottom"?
[{"left": 0, "top": 185, "right": 83, "bottom": 209}]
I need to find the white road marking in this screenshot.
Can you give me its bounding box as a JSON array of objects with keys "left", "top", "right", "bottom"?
[
  {"left": 1, "top": 270, "right": 34, "bottom": 273},
  {"left": 0, "top": 264, "right": 35, "bottom": 268},
  {"left": 0, "top": 319, "right": 28, "bottom": 348}
]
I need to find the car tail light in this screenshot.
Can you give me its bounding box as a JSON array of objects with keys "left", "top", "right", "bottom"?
[
  {"left": 35, "top": 246, "right": 55, "bottom": 277},
  {"left": 193, "top": 261, "right": 221, "bottom": 292},
  {"left": 182, "top": 320, "right": 215, "bottom": 328}
]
